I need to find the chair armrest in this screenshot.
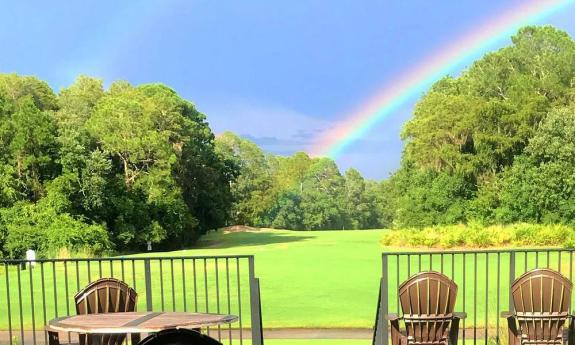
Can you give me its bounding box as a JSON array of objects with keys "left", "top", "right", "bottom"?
[
  {"left": 501, "top": 311, "right": 514, "bottom": 318},
  {"left": 386, "top": 313, "right": 401, "bottom": 321},
  {"left": 453, "top": 312, "right": 466, "bottom": 320}
]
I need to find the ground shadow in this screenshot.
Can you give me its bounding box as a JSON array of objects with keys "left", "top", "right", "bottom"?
[{"left": 194, "top": 231, "right": 316, "bottom": 249}]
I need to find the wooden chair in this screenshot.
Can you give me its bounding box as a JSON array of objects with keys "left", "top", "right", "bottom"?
[
  {"left": 502, "top": 268, "right": 574, "bottom": 345},
  {"left": 137, "top": 329, "right": 223, "bottom": 345},
  {"left": 387, "top": 271, "right": 465, "bottom": 345},
  {"left": 48, "top": 278, "right": 138, "bottom": 345}
]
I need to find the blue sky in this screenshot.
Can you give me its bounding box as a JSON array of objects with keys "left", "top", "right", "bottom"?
[{"left": 1, "top": 1, "right": 574, "bottom": 179}]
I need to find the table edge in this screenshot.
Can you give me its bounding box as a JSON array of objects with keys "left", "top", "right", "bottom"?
[{"left": 46, "top": 313, "right": 238, "bottom": 334}]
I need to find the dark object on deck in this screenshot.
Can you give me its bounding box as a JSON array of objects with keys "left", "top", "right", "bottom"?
[
  {"left": 47, "top": 278, "right": 138, "bottom": 345},
  {"left": 138, "top": 329, "right": 223, "bottom": 345},
  {"left": 387, "top": 271, "right": 465, "bottom": 345},
  {"left": 502, "top": 268, "right": 574, "bottom": 345}
]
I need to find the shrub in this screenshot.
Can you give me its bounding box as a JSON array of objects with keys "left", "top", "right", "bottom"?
[
  {"left": 381, "top": 223, "right": 575, "bottom": 249},
  {"left": 0, "top": 202, "right": 111, "bottom": 258}
]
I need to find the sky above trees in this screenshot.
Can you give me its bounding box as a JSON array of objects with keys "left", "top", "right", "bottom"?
[{"left": 1, "top": 1, "right": 575, "bottom": 178}]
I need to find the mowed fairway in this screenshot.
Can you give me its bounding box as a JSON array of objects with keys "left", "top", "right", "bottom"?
[
  {"left": 166, "top": 229, "right": 387, "bottom": 329},
  {"left": 161, "top": 229, "right": 574, "bottom": 331}
]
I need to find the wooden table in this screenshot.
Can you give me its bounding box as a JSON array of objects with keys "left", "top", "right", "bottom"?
[{"left": 46, "top": 311, "right": 238, "bottom": 345}]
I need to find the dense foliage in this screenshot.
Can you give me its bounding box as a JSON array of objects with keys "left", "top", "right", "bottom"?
[
  {"left": 215, "top": 132, "right": 387, "bottom": 230},
  {"left": 0, "top": 75, "right": 234, "bottom": 258},
  {"left": 0, "top": 74, "right": 386, "bottom": 258},
  {"left": 381, "top": 223, "right": 575, "bottom": 249},
  {"left": 381, "top": 26, "right": 575, "bottom": 229}
]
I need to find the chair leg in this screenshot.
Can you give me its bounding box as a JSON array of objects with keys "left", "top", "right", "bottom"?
[
  {"left": 390, "top": 319, "right": 403, "bottom": 345},
  {"left": 505, "top": 316, "right": 520, "bottom": 345},
  {"left": 449, "top": 318, "right": 461, "bottom": 345},
  {"left": 568, "top": 317, "right": 575, "bottom": 345},
  {"left": 48, "top": 331, "right": 60, "bottom": 345},
  {"left": 131, "top": 333, "right": 141, "bottom": 345}
]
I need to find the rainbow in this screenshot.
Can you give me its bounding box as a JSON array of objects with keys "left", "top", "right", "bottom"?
[{"left": 310, "top": 0, "right": 575, "bottom": 158}]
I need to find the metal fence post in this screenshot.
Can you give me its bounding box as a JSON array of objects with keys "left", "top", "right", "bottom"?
[
  {"left": 249, "top": 256, "right": 264, "bottom": 345},
  {"left": 144, "top": 259, "right": 153, "bottom": 311},
  {"left": 508, "top": 252, "right": 515, "bottom": 312},
  {"left": 377, "top": 254, "right": 389, "bottom": 345}
]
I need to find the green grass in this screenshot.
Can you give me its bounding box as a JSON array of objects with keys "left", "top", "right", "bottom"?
[
  {"left": 1, "top": 228, "right": 572, "bottom": 335},
  {"left": 191, "top": 229, "right": 386, "bottom": 328}
]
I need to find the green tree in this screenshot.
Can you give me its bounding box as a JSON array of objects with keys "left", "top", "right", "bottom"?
[
  {"left": 300, "top": 158, "right": 345, "bottom": 230},
  {"left": 497, "top": 107, "right": 575, "bottom": 225},
  {"left": 215, "top": 132, "right": 273, "bottom": 225}
]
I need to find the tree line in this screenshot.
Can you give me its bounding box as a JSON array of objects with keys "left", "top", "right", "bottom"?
[
  {"left": 382, "top": 26, "right": 575, "bottom": 228},
  {"left": 0, "top": 74, "right": 387, "bottom": 258},
  {"left": 215, "top": 132, "right": 389, "bottom": 230}
]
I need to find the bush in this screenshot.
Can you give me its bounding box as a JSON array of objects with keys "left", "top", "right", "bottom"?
[
  {"left": 0, "top": 202, "right": 111, "bottom": 258},
  {"left": 381, "top": 223, "right": 575, "bottom": 249}
]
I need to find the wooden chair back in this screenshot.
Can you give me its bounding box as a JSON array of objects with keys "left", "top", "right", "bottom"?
[
  {"left": 511, "top": 268, "right": 572, "bottom": 343},
  {"left": 399, "top": 271, "right": 458, "bottom": 345},
  {"left": 75, "top": 278, "right": 138, "bottom": 345}
]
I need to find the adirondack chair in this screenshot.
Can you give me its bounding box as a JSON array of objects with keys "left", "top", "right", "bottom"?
[
  {"left": 138, "top": 328, "right": 223, "bottom": 345},
  {"left": 502, "top": 268, "right": 575, "bottom": 345},
  {"left": 387, "top": 271, "right": 465, "bottom": 345},
  {"left": 47, "top": 278, "right": 138, "bottom": 345}
]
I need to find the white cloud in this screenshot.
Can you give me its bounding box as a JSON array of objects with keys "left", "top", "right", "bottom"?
[{"left": 201, "top": 100, "right": 332, "bottom": 154}]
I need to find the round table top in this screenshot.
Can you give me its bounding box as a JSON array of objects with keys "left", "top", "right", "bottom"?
[{"left": 46, "top": 312, "right": 238, "bottom": 334}]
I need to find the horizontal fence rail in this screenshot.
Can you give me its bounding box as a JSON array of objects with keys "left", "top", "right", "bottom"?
[
  {"left": 374, "top": 248, "right": 575, "bottom": 345},
  {"left": 0, "top": 255, "right": 263, "bottom": 345}
]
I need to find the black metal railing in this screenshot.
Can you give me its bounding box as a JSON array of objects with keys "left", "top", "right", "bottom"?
[
  {"left": 0, "top": 255, "right": 263, "bottom": 345},
  {"left": 373, "top": 248, "right": 575, "bottom": 345}
]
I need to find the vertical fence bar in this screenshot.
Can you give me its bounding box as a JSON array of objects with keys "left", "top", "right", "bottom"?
[
  {"left": 204, "top": 259, "right": 210, "bottom": 336},
  {"left": 509, "top": 252, "right": 516, "bottom": 312},
  {"left": 17, "top": 264, "right": 24, "bottom": 345},
  {"left": 160, "top": 259, "right": 165, "bottom": 311},
  {"left": 28, "top": 262, "right": 36, "bottom": 345},
  {"left": 216, "top": 258, "right": 222, "bottom": 340},
  {"left": 462, "top": 253, "right": 466, "bottom": 345},
  {"left": 236, "top": 258, "right": 243, "bottom": 345},
  {"left": 5, "top": 263, "right": 13, "bottom": 345},
  {"left": 377, "top": 254, "right": 389, "bottom": 345},
  {"left": 193, "top": 259, "right": 198, "bottom": 313},
  {"left": 181, "top": 259, "right": 187, "bottom": 312},
  {"left": 41, "top": 262, "right": 47, "bottom": 345},
  {"left": 170, "top": 259, "right": 176, "bottom": 312},
  {"left": 473, "top": 253, "right": 477, "bottom": 345},
  {"left": 131, "top": 260, "right": 137, "bottom": 291},
  {"left": 496, "top": 252, "right": 501, "bottom": 344},
  {"left": 52, "top": 262, "right": 58, "bottom": 321},
  {"left": 396, "top": 256, "right": 400, "bottom": 311},
  {"left": 248, "top": 256, "right": 263, "bottom": 345},
  {"left": 226, "top": 258, "right": 232, "bottom": 345},
  {"left": 144, "top": 258, "right": 153, "bottom": 312},
  {"left": 75, "top": 261, "right": 80, "bottom": 291}
]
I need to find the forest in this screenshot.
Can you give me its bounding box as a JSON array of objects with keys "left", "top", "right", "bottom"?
[
  {"left": 0, "top": 73, "right": 386, "bottom": 258},
  {"left": 1, "top": 25, "right": 575, "bottom": 258}
]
